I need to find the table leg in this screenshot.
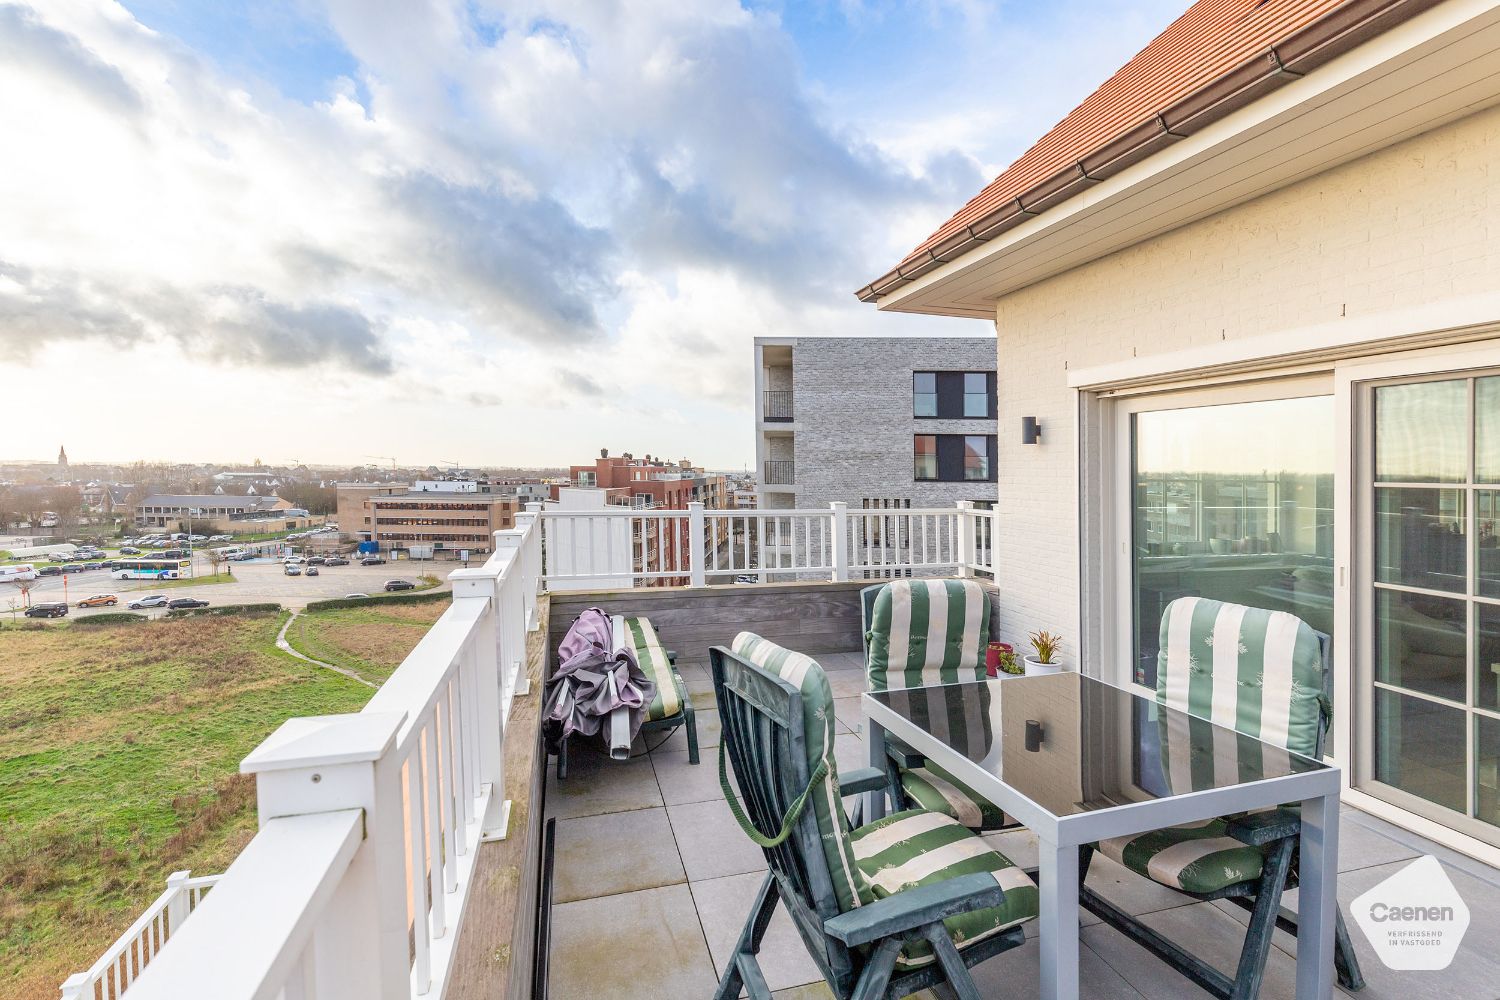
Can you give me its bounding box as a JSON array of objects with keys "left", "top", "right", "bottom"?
[
  {"left": 865, "top": 715, "right": 888, "bottom": 823},
  {"left": 1038, "top": 834, "right": 1079, "bottom": 1000},
  {"left": 1296, "top": 789, "right": 1339, "bottom": 999}
]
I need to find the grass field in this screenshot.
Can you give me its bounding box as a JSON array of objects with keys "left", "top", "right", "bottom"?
[
  {"left": 283, "top": 599, "right": 448, "bottom": 685},
  {"left": 0, "top": 612, "right": 376, "bottom": 1000}
]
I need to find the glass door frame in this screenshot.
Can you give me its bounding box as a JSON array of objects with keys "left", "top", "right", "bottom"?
[
  {"left": 1338, "top": 342, "right": 1500, "bottom": 850},
  {"left": 1108, "top": 374, "right": 1335, "bottom": 697}
]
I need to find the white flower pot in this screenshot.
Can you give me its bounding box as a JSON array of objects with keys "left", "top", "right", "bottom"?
[{"left": 1023, "top": 656, "right": 1063, "bottom": 677}]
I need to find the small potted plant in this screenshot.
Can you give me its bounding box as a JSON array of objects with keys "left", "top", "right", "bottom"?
[
  {"left": 1024, "top": 630, "right": 1065, "bottom": 676},
  {"left": 985, "top": 641, "right": 1021, "bottom": 677}
]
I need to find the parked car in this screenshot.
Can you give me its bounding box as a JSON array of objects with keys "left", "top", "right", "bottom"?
[
  {"left": 384, "top": 579, "right": 416, "bottom": 592},
  {"left": 24, "top": 602, "right": 68, "bottom": 618},
  {"left": 324, "top": 557, "right": 350, "bottom": 566},
  {"left": 284, "top": 565, "right": 302, "bottom": 576},
  {"left": 305, "top": 566, "right": 320, "bottom": 577},
  {"left": 361, "top": 556, "right": 386, "bottom": 566},
  {"left": 37, "top": 565, "right": 61, "bottom": 576},
  {"left": 120, "top": 546, "right": 142, "bottom": 554},
  {"left": 284, "top": 555, "right": 305, "bottom": 565},
  {"left": 344, "top": 593, "right": 370, "bottom": 599},
  {"left": 61, "top": 564, "right": 85, "bottom": 574},
  {"left": 83, "top": 562, "right": 104, "bottom": 571},
  {"left": 168, "top": 598, "right": 209, "bottom": 609},
  {"left": 307, "top": 556, "right": 326, "bottom": 565},
  {"left": 77, "top": 594, "right": 118, "bottom": 608},
  {"left": 128, "top": 595, "right": 169, "bottom": 609}
]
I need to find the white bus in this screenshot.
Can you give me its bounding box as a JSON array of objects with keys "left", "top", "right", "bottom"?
[
  {"left": 0, "top": 564, "right": 38, "bottom": 582},
  {"left": 112, "top": 558, "right": 192, "bottom": 580}
]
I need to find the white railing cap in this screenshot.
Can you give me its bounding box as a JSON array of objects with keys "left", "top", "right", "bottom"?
[{"left": 241, "top": 712, "right": 405, "bottom": 775}]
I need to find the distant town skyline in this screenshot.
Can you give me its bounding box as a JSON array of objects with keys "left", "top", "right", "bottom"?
[{"left": 2, "top": 1, "right": 1183, "bottom": 466}]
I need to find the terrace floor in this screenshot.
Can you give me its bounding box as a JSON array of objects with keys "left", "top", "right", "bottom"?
[{"left": 543, "top": 649, "right": 1500, "bottom": 1000}]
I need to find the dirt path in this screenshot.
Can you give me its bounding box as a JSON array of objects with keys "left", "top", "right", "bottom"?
[{"left": 275, "top": 611, "right": 378, "bottom": 689}]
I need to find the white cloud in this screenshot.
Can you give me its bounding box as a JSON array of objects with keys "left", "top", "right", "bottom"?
[{"left": 0, "top": 0, "right": 1181, "bottom": 466}]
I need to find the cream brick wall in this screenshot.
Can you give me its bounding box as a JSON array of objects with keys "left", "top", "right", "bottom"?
[{"left": 988, "top": 102, "right": 1500, "bottom": 662}]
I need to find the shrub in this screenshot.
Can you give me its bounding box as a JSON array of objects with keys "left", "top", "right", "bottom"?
[
  {"left": 303, "top": 590, "right": 451, "bottom": 612},
  {"left": 73, "top": 612, "right": 149, "bottom": 626},
  {"left": 166, "top": 603, "right": 283, "bottom": 619}
]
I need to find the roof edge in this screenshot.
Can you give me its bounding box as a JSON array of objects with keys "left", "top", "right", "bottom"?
[{"left": 856, "top": 0, "right": 1443, "bottom": 305}]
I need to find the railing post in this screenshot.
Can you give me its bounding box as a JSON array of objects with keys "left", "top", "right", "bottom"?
[
  {"left": 59, "top": 974, "right": 89, "bottom": 1000},
  {"left": 688, "top": 502, "right": 706, "bottom": 588},
  {"left": 830, "top": 502, "right": 849, "bottom": 582},
  {"left": 956, "top": 501, "right": 975, "bottom": 579},
  {"left": 451, "top": 563, "right": 512, "bottom": 840},
  {"left": 241, "top": 712, "right": 408, "bottom": 1000},
  {"left": 164, "top": 869, "right": 192, "bottom": 935}
]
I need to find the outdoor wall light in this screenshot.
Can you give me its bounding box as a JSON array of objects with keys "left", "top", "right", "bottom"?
[
  {"left": 1021, "top": 416, "right": 1042, "bottom": 445},
  {"left": 1024, "top": 719, "right": 1045, "bottom": 752}
]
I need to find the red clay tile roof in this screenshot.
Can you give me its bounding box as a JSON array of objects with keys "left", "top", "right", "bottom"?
[{"left": 858, "top": 0, "right": 1436, "bottom": 301}]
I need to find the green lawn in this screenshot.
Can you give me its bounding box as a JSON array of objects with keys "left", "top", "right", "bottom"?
[
  {"left": 282, "top": 600, "right": 448, "bottom": 685},
  {"left": 0, "top": 612, "right": 373, "bottom": 1000}
]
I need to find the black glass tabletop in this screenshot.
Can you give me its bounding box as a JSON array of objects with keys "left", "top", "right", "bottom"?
[{"left": 866, "top": 672, "right": 1328, "bottom": 819}]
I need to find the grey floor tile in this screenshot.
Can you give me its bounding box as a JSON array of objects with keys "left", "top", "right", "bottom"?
[
  {"left": 549, "top": 884, "right": 719, "bottom": 1000},
  {"left": 691, "top": 871, "right": 826, "bottom": 993},
  {"left": 1233, "top": 856, "right": 1500, "bottom": 1000},
  {"left": 653, "top": 746, "right": 731, "bottom": 806},
  {"left": 770, "top": 983, "right": 835, "bottom": 1000},
  {"left": 818, "top": 651, "right": 867, "bottom": 673},
  {"left": 656, "top": 707, "right": 721, "bottom": 753},
  {"left": 825, "top": 670, "right": 869, "bottom": 700},
  {"left": 968, "top": 933, "right": 1147, "bottom": 999},
  {"left": 1335, "top": 813, "right": 1423, "bottom": 872},
  {"left": 668, "top": 797, "right": 768, "bottom": 881},
  {"left": 552, "top": 807, "right": 685, "bottom": 903},
  {"left": 1082, "top": 916, "right": 1220, "bottom": 999},
  {"left": 833, "top": 697, "right": 864, "bottom": 737},
  {"left": 678, "top": 661, "right": 717, "bottom": 709},
  {"left": 546, "top": 742, "right": 663, "bottom": 820}
]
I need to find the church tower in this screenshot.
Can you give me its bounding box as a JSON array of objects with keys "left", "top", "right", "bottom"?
[{"left": 57, "top": 445, "right": 68, "bottom": 470}]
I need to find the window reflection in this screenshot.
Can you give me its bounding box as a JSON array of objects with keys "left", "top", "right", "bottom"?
[
  {"left": 1132, "top": 395, "right": 1334, "bottom": 687},
  {"left": 1374, "top": 488, "right": 1466, "bottom": 593},
  {"left": 1376, "top": 379, "right": 1467, "bottom": 483}
]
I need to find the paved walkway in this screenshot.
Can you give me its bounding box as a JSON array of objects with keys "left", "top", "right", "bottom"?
[{"left": 544, "top": 650, "right": 1500, "bottom": 1000}]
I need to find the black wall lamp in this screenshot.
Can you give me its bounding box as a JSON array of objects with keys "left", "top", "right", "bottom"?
[
  {"left": 1021, "top": 416, "right": 1042, "bottom": 445},
  {"left": 1024, "top": 719, "right": 1045, "bottom": 752}
]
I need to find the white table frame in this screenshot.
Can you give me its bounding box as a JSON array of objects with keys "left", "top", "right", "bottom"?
[{"left": 863, "top": 683, "right": 1342, "bottom": 1000}]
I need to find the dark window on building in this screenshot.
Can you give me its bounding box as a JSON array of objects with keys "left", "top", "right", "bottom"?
[
  {"left": 914, "top": 435, "right": 938, "bottom": 480},
  {"left": 913, "top": 371, "right": 996, "bottom": 419},
  {"left": 914, "top": 434, "right": 998, "bottom": 483}
]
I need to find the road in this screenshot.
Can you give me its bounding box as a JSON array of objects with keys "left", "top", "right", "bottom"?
[{"left": 4, "top": 556, "right": 455, "bottom": 620}]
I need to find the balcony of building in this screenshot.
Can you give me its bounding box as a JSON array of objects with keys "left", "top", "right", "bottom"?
[{"left": 65, "top": 502, "right": 1500, "bottom": 1000}]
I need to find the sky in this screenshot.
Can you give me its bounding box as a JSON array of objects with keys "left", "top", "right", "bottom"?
[{"left": 0, "top": 0, "right": 1186, "bottom": 470}]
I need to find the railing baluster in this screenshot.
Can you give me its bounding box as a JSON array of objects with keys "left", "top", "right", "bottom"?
[
  {"left": 444, "top": 672, "right": 465, "bottom": 868},
  {"left": 407, "top": 750, "right": 432, "bottom": 994},
  {"left": 424, "top": 719, "right": 447, "bottom": 939}
]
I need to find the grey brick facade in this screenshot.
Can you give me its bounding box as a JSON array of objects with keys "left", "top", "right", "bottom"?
[{"left": 753, "top": 335, "right": 999, "bottom": 512}]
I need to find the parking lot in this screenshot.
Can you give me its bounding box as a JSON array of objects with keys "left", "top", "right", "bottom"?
[{"left": 10, "top": 555, "right": 453, "bottom": 619}]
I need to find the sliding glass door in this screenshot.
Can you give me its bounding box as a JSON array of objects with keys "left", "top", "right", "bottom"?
[
  {"left": 1123, "top": 387, "right": 1335, "bottom": 692},
  {"left": 1360, "top": 371, "right": 1500, "bottom": 842}
]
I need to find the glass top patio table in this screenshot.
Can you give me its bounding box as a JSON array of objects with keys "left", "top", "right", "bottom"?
[
  {"left": 861, "top": 671, "right": 1343, "bottom": 1000},
  {"left": 865, "top": 671, "right": 1330, "bottom": 823}
]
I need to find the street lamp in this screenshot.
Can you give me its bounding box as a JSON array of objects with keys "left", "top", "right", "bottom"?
[{"left": 187, "top": 508, "right": 201, "bottom": 578}]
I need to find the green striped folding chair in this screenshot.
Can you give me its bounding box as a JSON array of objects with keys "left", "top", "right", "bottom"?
[
  {"left": 860, "top": 580, "right": 1010, "bottom": 831},
  {"left": 1078, "top": 597, "right": 1365, "bottom": 999},
  {"left": 712, "top": 633, "right": 1037, "bottom": 1000}
]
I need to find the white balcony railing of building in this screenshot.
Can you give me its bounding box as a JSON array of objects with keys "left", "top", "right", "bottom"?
[
  {"left": 541, "top": 500, "right": 997, "bottom": 587},
  {"left": 72, "top": 500, "right": 993, "bottom": 999},
  {"left": 60, "top": 871, "right": 219, "bottom": 999},
  {"left": 111, "top": 509, "right": 543, "bottom": 1000}
]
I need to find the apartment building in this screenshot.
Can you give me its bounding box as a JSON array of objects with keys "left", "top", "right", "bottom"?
[
  {"left": 753, "top": 336, "right": 998, "bottom": 513},
  {"left": 551, "top": 452, "right": 727, "bottom": 510}
]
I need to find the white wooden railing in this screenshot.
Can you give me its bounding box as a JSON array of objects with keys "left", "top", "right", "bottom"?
[
  {"left": 541, "top": 500, "right": 997, "bottom": 587},
  {"left": 108, "top": 508, "right": 543, "bottom": 1000},
  {"left": 61, "top": 871, "right": 219, "bottom": 999}
]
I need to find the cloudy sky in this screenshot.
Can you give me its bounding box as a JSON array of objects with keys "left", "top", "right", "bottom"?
[{"left": 1, "top": 0, "right": 1183, "bottom": 470}]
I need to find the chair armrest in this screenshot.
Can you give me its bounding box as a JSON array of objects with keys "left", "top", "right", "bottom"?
[
  {"left": 885, "top": 735, "right": 927, "bottom": 770},
  {"left": 839, "top": 767, "right": 888, "bottom": 796},
  {"left": 823, "top": 872, "right": 1006, "bottom": 947},
  {"left": 1226, "top": 808, "right": 1301, "bottom": 846}
]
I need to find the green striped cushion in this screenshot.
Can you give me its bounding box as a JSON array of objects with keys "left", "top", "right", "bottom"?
[
  {"left": 849, "top": 809, "right": 1036, "bottom": 969},
  {"left": 1097, "top": 818, "right": 1267, "bottom": 895},
  {"left": 731, "top": 632, "right": 869, "bottom": 912},
  {"left": 866, "top": 579, "right": 990, "bottom": 692},
  {"left": 625, "top": 616, "right": 684, "bottom": 722},
  {"left": 900, "top": 763, "right": 1008, "bottom": 831},
  {"left": 1157, "top": 597, "right": 1328, "bottom": 759}
]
